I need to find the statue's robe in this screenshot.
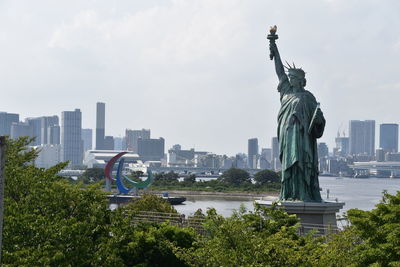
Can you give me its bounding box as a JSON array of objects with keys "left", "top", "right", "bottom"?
[{"left": 277, "top": 75, "right": 325, "bottom": 202}]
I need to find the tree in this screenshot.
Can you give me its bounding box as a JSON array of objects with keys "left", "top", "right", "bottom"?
[
  {"left": 254, "top": 169, "right": 280, "bottom": 185},
  {"left": 81, "top": 167, "right": 105, "bottom": 183},
  {"left": 2, "top": 137, "right": 111, "bottom": 265},
  {"left": 184, "top": 174, "right": 196, "bottom": 184},
  {"left": 94, "top": 195, "right": 196, "bottom": 266},
  {"left": 175, "top": 204, "right": 324, "bottom": 266},
  {"left": 125, "top": 194, "right": 178, "bottom": 213},
  {"left": 344, "top": 191, "right": 400, "bottom": 266},
  {"left": 219, "top": 168, "right": 250, "bottom": 186}
]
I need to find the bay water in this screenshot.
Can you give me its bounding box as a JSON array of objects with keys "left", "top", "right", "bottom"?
[{"left": 174, "top": 177, "right": 400, "bottom": 217}]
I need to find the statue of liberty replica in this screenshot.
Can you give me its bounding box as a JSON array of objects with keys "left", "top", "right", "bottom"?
[{"left": 268, "top": 26, "right": 325, "bottom": 202}]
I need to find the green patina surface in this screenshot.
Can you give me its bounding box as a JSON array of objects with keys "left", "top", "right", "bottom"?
[{"left": 268, "top": 27, "right": 325, "bottom": 202}]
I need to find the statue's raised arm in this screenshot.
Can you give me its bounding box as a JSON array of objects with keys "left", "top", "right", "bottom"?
[{"left": 267, "top": 26, "right": 285, "bottom": 80}]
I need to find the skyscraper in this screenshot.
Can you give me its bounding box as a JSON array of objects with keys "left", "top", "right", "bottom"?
[
  {"left": 349, "top": 120, "right": 375, "bottom": 156},
  {"left": 41, "top": 116, "right": 59, "bottom": 144},
  {"left": 125, "top": 129, "right": 151, "bottom": 152},
  {"left": 82, "top": 128, "right": 93, "bottom": 152},
  {"left": 96, "top": 102, "right": 105, "bottom": 150},
  {"left": 334, "top": 134, "right": 350, "bottom": 157},
  {"left": 25, "top": 117, "right": 42, "bottom": 145},
  {"left": 247, "top": 138, "right": 258, "bottom": 169},
  {"left": 271, "top": 137, "right": 279, "bottom": 159},
  {"left": 61, "top": 109, "right": 83, "bottom": 166},
  {"left": 379, "top": 123, "right": 398, "bottom": 153},
  {"left": 0, "top": 112, "right": 19, "bottom": 136},
  {"left": 317, "top": 142, "right": 329, "bottom": 159},
  {"left": 271, "top": 137, "right": 281, "bottom": 170},
  {"left": 137, "top": 137, "right": 165, "bottom": 162},
  {"left": 11, "top": 122, "right": 32, "bottom": 140},
  {"left": 104, "top": 136, "right": 114, "bottom": 150},
  {"left": 47, "top": 125, "right": 60, "bottom": 145}
]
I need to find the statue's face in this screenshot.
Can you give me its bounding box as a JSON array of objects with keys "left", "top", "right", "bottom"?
[{"left": 288, "top": 74, "right": 302, "bottom": 87}]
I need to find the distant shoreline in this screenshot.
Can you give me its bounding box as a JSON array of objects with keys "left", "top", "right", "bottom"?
[{"left": 149, "top": 190, "right": 279, "bottom": 200}]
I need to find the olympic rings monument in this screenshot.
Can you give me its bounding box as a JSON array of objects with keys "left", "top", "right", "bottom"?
[{"left": 104, "top": 152, "right": 154, "bottom": 195}]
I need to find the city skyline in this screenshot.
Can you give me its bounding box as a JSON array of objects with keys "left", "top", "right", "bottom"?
[{"left": 2, "top": 1, "right": 400, "bottom": 155}]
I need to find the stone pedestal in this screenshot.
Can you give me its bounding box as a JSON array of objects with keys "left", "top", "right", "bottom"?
[{"left": 255, "top": 200, "right": 345, "bottom": 235}]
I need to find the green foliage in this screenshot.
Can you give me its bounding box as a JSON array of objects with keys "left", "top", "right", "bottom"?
[
  {"left": 254, "top": 169, "right": 280, "bottom": 185},
  {"left": 95, "top": 199, "right": 196, "bottom": 266},
  {"left": 176, "top": 204, "right": 324, "bottom": 267},
  {"left": 219, "top": 168, "right": 251, "bottom": 186},
  {"left": 5, "top": 137, "right": 400, "bottom": 266},
  {"left": 345, "top": 191, "right": 400, "bottom": 266},
  {"left": 3, "top": 137, "right": 110, "bottom": 265},
  {"left": 125, "top": 194, "right": 178, "bottom": 214},
  {"left": 153, "top": 171, "right": 180, "bottom": 186},
  {"left": 184, "top": 174, "right": 196, "bottom": 184},
  {"left": 80, "top": 167, "right": 105, "bottom": 184}
]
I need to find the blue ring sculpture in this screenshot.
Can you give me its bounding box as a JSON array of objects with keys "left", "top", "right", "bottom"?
[{"left": 105, "top": 152, "right": 154, "bottom": 194}]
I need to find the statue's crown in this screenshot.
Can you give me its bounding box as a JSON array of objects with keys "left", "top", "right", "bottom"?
[{"left": 285, "top": 61, "right": 305, "bottom": 78}]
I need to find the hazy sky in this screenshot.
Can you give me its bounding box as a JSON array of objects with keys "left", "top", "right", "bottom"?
[{"left": 1, "top": 0, "right": 400, "bottom": 155}]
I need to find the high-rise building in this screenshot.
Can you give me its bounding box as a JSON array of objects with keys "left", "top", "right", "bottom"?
[
  {"left": 104, "top": 136, "right": 114, "bottom": 150},
  {"left": 41, "top": 116, "right": 59, "bottom": 144},
  {"left": 349, "top": 120, "right": 375, "bottom": 156},
  {"left": 318, "top": 142, "right": 329, "bottom": 158},
  {"left": 61, "top": 109, "right": 83, "bottom": 166},
  {"left": 113, "top": 137, "right": 124, "bottom": 150},
  {"left": 137, "top": 137, "right": 164, "bottom": 162},
  {"left": 125, "top": 129, "right": 151, "bottom": 152},
  {"left": 25, "top": 117, "right": 42, "bottom": 145},
  {"left": 379, "top": 123, "right": 398, "bottom": 153},
  {"left": 82, "top": 128, "right": 93, "bottom": 152},
  {"left": 0, "top": 112, "right": 19, "bottom": 136},
  {"left": 334, "top": 134, "right": 350, "bottom": 157},
  {"left": 96, "top": 102, "right": 105, "bottom": 150},
  {"left": 11, "top": 122, "right": 32, "bottom": 140},
  {"left": 248, "top": 138, "right": 258, "bottom": 169},
  {"left": 47, "top": 125, "right": 60, "bottom": 145},
  {"left": 34, "top": 144, "right": 61, "bottom": 169},
  {"left": 261, "top": 148, "right": 272, "bottom": 162},
  {"left": 272, "top": 137, "right": 279, "bottom": 159},
  {"left": 271, "top": 137, "right": 281, "bottom": 170}
]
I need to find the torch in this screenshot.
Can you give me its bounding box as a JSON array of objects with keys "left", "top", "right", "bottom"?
[{"left": 267, "top": 25, "right": 278, "bottom": 60}]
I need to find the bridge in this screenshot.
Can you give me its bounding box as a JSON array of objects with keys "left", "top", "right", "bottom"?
[{"left": 349, "top": 161, "right": 400, "bottom": 177}]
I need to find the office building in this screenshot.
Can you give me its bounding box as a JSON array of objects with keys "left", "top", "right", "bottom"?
[
  {"left": 376, "top": 148, "right": 385, "bottom": 162},
  {"left": 47, "top": 125, "right": 60, "bottom": 145},
  {"left": 334, "top": 134, "right": 350, "bottom": 157},
  {"left": 61, "top": 109, "right": 83, "bottom": 166},
  {"left": 271, "top": 137, "right": 281, "bottom": 170},
  {"left": 25, "top": 117, "right": 42, "bottom": 145},
  {"left": 82, "top": 129, "right": 93, "bottom": 152},
  {"left": 96, "top": 102, "right": 105, "bottom": 150},
  {"left": 104, "top": 136, "right": 114, "bottom": 150},
  {"left": 41, "top": 116, "right": 59, "bottom": 144},
  {"left": 349, "top": 120, "right": 375, "bottom": 156},
  {"left": 0, "top": 112, "right": 19, "bottom": 136},
  {"left": 379, "top": 123, "right": 398, "bottom": 153},
  {"left": 261, "top": 148, "right": 272, "bottom": 162},
  {"left": 125, "top": 129, "right": 151, "bottom": 152},
  {"left": 248, "top": 138, "right": 258, "bottom": 169},
  {"left": 11, "top": 122, "right": 32, "bottom": 140},
  {"left": 137, "top": 137, "right": 165, "bottom": 162},
  {"left": 113, "top": 137, "right": 124, "bottom": 150},
  {"left": 318, "top": 142, "right": 329, "bottom": 159},
  {"left": 34, "top": 144, "right": 61, "bottom": 169},
  {"left": 260, "top": 148, "right": 272, "bottom": 170}
]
